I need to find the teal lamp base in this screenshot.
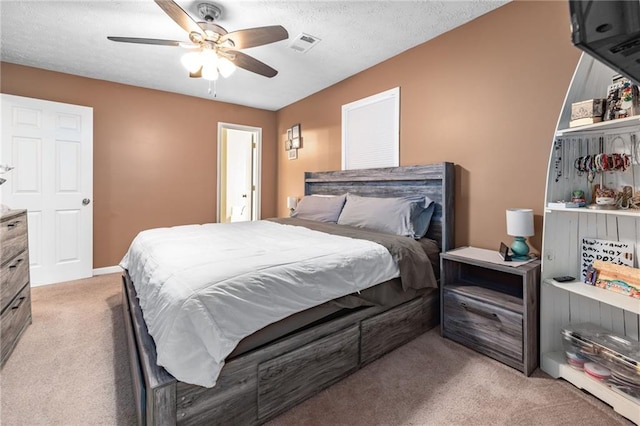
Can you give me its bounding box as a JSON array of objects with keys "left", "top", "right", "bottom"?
[{"left": 510, "top": 236, "right": 530, "bottom": 260}]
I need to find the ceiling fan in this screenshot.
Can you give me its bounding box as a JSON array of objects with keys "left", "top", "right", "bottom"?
[{"left": 108, "top": 0, "right": 288, "bottom": 81}]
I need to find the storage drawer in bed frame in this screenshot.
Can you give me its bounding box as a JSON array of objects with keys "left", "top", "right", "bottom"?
[{"left": 122, "top": 272, "right": 440, "bottom": 426}]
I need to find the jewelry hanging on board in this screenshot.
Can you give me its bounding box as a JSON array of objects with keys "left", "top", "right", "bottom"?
[{"left": 554, "top": 138, "right": 563, "bottom": 182}]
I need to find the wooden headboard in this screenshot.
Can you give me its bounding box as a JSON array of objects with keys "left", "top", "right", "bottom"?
[{"left": 304, "top": 162, "right": 455, "bottom": 252}]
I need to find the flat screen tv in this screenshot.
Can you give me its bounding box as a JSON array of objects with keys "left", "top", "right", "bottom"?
[{"left": 569, "top": 0, "right": 640, "bottom": 84}]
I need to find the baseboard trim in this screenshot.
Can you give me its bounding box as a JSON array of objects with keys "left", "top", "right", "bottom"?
[{"left": 93, "top": 265, "right": 122, "bottom": 276}]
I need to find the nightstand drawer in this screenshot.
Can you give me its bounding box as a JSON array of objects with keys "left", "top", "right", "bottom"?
[
  {"left": 443, "top": 287, "right": 523, "bottom": 362},
  {"left": 0, "top": 250, "right": 29, "bottom": 314}
]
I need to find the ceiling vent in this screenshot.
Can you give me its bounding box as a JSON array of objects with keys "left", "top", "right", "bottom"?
[{"left": 289, "top": 33, "right": 321, "bottom": 53}]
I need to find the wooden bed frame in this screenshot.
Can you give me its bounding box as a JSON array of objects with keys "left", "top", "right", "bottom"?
[{"left": 122, "top": 162, "right": 455, "bottom": 425}]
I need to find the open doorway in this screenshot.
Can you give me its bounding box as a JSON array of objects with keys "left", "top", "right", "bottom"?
[{"left": 217, "top": 123, "right": 261, "bottom": 223}]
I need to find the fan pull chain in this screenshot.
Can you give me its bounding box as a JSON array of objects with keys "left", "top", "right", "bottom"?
[{"left": 208, "top": 80, "right": 218, "bottom": 98}]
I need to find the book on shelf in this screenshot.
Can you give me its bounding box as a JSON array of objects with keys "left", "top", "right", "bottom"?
[
  {"left": 569, "top": 117, "right": 603, "bottom": 127},
  {"left": 548, "top": 201, "right": 580, "bottom": 209}
]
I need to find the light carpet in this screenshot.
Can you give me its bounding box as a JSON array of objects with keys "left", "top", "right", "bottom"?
[{"left": 0, "top": 274, "right": 633, "bottom": 425}]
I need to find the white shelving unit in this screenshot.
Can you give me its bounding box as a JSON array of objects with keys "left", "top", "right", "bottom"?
[{"left": 540, "top": 54, "right": 640, "bottom": 425}]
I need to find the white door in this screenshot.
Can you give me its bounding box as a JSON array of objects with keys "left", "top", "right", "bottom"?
[
  {"left": 217, "top": 123, "right": 261, "bottom": 223},
  {"left": 1, "top": 94, "right": 93, "bottom": 286}
]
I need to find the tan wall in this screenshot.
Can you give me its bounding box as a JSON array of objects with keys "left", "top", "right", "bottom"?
[
  {"left": 1, "top": 63, "right": 277, "bottom": 268},
  {"left": 276, "top": 0, "right": 582, "bottom": 252}
]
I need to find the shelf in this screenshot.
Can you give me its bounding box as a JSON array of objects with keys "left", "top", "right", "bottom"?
[
  {"left": 544, "top": 279, "right": 640, "bottom": 314},
  {"left": 556, "top": 115, "right": 640, "bottom": 136},
  {"left": 545, "top": 207, "right": 640, "bottom": 216},
  {"left": 542, "top": 351, "right": 639, "bottom": 424}
]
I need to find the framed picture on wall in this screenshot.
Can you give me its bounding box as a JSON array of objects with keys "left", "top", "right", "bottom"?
[
  {"left": 288, "top": 148, "right": 298, "bottom": 160},
  {"left": 287, "top": 128, "right": 293, "bottom": 141},
  {"left": 285, "top": 140, "right": 292, "bottom": 151},
  {"left": 292, "top": 124, "right": 300, "bottom": 139},
  {"left": 291, "top": 137, "right": 301, "bottom": 149}
]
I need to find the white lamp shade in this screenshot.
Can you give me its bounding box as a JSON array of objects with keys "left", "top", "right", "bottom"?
[
  {"left": 218, "top": 57, "right": 236, "bottom": 78},
  {"left": 180, "top": 52, "right": 202, "bottom": 73},
  {"left": 201, "top": 64, "right": 219, "bottom": 81},
  {"left": 287, "top": 196, "right": 298, "bottom": 210},
  {"left": 506, "top": 208, "right": 534, "bottom": 237}
]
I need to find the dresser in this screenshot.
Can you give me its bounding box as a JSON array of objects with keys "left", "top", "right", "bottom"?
[{"left": 1, "top": 209, "right": 31, "bottom": 367}]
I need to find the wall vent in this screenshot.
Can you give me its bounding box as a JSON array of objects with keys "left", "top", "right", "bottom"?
[{"left": 288, "top": 33, "right": 321, "bottom": 53}]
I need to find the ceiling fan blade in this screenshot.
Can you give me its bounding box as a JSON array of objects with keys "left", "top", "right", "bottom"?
[
  {"left": 154, "top": 0, "right": 203, "bottom": 36},
  {"left": 220, "top": 26, "right": 288, "bottom": 49},
  {"left": 107, "top": 36, "right": 181, "bottom": 46},
  {"left": 189, "top": 67, "right": 203, "bottom": 78},
  {"left": 222, "top": 49, "right": 278, "bottom": 78}
]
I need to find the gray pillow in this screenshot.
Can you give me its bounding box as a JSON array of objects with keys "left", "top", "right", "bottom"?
[
  {"left": 291, "top": 194, "right": 347, "bottom": 223},
  {"left": 337, "top": 194, "right": 434, "bottom": 238},
  {"left": 412, "top": 197, "right": 435, "bottom": 239}
]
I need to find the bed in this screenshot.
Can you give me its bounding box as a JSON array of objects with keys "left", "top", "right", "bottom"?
[{"left": 121, "top": 162, "right": 455, "bottom": 425}]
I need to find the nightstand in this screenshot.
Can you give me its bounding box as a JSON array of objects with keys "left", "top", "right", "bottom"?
[{"left": 440, "top": 246, "right": 540, "bottom": 376}]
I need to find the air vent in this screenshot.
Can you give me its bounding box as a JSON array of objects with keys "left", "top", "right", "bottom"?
[{"left": 288, "top": 33, "right": 321, "bottom": 54}]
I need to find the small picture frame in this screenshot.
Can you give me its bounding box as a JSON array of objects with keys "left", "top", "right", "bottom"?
[
  {"left": 288, "top": 148, "right": 298, "bottom": 160},
  {"left": 287, "top": 128, "right": 293, "bottom": 141},
  {"left": 285, "top": 140, "right": 292, "bottom": 151},
  {"left": 292, "top": 124, "right": 300, "bottom": 139},
  {"left": 499, "top": 242, "right": 512, "bottom": 261},
  {"left": 291, "top": 137, "right": 301, "bottom": 149}
]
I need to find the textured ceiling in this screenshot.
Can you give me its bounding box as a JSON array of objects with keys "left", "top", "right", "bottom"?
[{"left": 0, "top": 1, "right": 509, "bottom": 111}]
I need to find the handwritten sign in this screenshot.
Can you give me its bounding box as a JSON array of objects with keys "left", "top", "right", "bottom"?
[{"left": 581, "top": 238, "right": 634, "bottom": 281}]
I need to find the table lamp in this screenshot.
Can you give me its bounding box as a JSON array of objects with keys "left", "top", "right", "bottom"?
[
  {"left": 287, "top": 196, "right": 298, "bottom": 216},
  {"left": 506, "top": 208, "right": 534, "bottom": 260}
]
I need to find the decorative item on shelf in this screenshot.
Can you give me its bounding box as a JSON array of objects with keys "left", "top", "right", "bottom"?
[
  {"left": 580, "top": 237, "right": 634, "bottom": 283},
  {"left": 570, "top": 98, "right": 606, "bottom": 127},
  {"left": 287, "top": 196, "right": 297, "bottom": 216},
  {"left": 547, "top": 200, "right": 580, "bottom": 209},
  {"left": 571, "top": 189, "right": 586, "bottom": 207},
  {"left": 591, "top": 260, "right": 640, "bottom": 299},
  {"left": 587, "top": 185, "right": 617, "bottom": 210},
  {"left": 604, "top": 76, "right": 640, "bottom": 121},
  {"left": 506, "top": 208, "right": 534, "bottom": 260}
]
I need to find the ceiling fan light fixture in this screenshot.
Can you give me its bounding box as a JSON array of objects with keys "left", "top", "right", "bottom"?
[
  {"left": 202, "top": 64, "right": 219, "bottom": 81},
  {"left": 218, "top": 57, "right": 236, "bottom": 78},
  {"left": 181, "top": 51, "right": 203, "bottom": 73}
]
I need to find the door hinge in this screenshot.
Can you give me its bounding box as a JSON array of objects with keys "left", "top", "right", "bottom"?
[{"left": 252, "top": 142, "right": 257, "bottom": 149}]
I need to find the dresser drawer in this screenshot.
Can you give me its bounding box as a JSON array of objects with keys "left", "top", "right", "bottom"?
[
  {"left": 1, "top": 284, "right": 32, "bottom": 367},
  {"left": 0, "top": 250, "right": 30, "bottom": 314},
  {"left": 0, "top": 213, "right": 28, "bottom": 266},
  {"left": 443, "top": 287, "right": 523, "bottom": 363}
]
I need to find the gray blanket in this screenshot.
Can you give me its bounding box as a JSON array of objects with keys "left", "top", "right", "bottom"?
[{"left": 267, "top": 217, "right": 437, "bottom": 291}]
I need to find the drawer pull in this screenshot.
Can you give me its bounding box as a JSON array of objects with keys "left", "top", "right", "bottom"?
[
  {"left": 460, "top": 302, "right": 498, "bottom": 320},
  {"left": 6, "top": 221, "right": 21, "bottom": 229},
  {"left": 12, "top": 296, "right": 26, "bottom": 310},
  {"left": 9, "top": 258, "right": 23, "bottom": 269}
]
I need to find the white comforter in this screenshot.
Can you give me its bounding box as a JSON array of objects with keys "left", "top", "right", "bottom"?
[{"left": 120, "top": 220, "right": 398, "bottom": 387}]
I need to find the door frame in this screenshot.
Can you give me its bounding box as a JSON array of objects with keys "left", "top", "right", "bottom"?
[{"left": 216, "top": 122, "right": 262, "bottom": 223}]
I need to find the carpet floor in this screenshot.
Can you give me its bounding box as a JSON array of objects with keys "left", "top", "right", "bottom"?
[{"left": 0, "top": 274, "right": 633, "bottom": 425}]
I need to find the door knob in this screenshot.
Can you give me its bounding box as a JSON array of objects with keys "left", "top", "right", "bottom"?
[
  {"left": 82, "top": 198, "right": 91, "bottom": 206},
  {"left": 242, "top": 194, "right": 247, "bottom": 198}
]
